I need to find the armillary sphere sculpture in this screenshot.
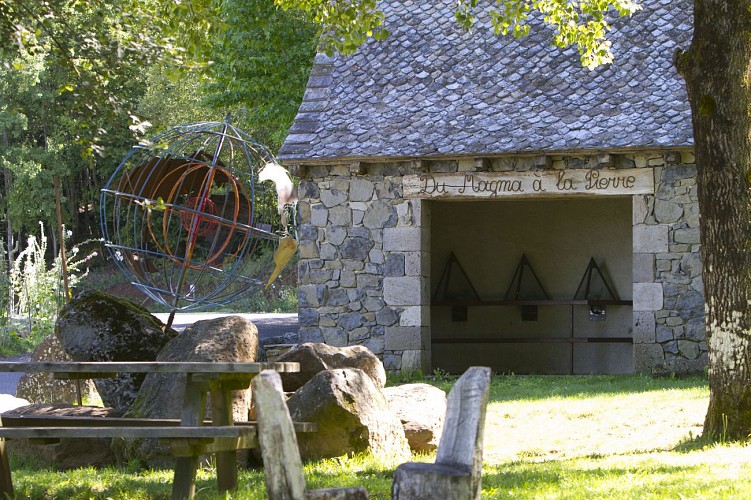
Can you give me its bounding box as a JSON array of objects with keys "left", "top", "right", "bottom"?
[{"left": 100, "top": 118, "right": 298, "bottom": 328}]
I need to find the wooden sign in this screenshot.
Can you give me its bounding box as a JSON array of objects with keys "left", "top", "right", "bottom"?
[{"left": 403, "top": 168, "right": 654, "bottom": 199}]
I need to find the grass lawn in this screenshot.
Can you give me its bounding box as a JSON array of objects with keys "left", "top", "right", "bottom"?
[{"left": 10, "top": 374, "right": 751, "bottom": 499}]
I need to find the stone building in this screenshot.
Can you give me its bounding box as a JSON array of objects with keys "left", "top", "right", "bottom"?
[{"left": 278, "top": 0, "right": 705, "bottom": 375}]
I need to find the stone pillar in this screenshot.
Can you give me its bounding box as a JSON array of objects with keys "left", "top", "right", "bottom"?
[
  {"left": 632, "top": 152, "right": 706, "bottom": 375},
  {"left": 383, "top": 200, "right": 431, "bottom": 373}
]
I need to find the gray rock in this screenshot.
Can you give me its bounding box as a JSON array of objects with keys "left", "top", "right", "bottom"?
[
  {"left": 118, "top": 315, "right": 258, "bottom": 467},
  {"left": 287, "top": 368, "right": 410, "bottom": 461},
  {"left": 350, "top": 179, "right": 375, "bottom": 202},
  {"left": 376, "top": 307, "right": 399, "bottom": 326},
  {"left": 277, "top": 343, "right": 387, "bottom": 392},
  {"left": 311, "top": 204, "right": 329, "bottom": 227},
  {"left": 16, "top": 334, "right": 98, "bottom": 405},
  {"left": 363, "top": 200, "right": 398, "bottom": 229},
  {"left": 329, "top": 206, "right": 353, "bottom": 226},
  {"left": 685, "top": 317, "right": 706, "bottom": 341},
  {"left": 55, "top": 290, "right": 177, "bottom": 414},
  {"left": 384, "top": 383, "right": 446, "bottom": 452},
  {"left": 337, "top": 312, "right": 365, "bottom": 331},
  {"left": 320, "top": 189, "right": 348, "bottom": 207},
  {"left": 654, "top": 200, "right": 683, "bottom": 223},
  {"left": 385, "top": 253, "right": 406, "bottom": 277},
  {"left": 340, "top": 237, "right": 374, "bottom": 260},
  {"left": 656, "top": 324, "right": 674, "bottom": 343}
]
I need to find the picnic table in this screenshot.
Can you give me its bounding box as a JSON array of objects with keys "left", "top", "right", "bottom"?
[{"left": 0, "top": 361, "right": 312, "bottom": 500}]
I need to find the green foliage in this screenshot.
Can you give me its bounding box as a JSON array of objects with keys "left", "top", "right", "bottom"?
[
  {"left": 275, "top": 0, "right": 389, "bottom": 56},
  {"left": 0, "top": 43, "right": 141, "bottom": 241},
  {"left": 0, "top": 223, "right": 96, "bottom": 356},
  {"left": 205, "top": 0, "right": 319, "bottom": 148},
  {"left": 136, "top": 65, "right": 213, "bottom": 136},
  {"left": 490, "top": 0, "right": 642, "bottom": 69},
  {"left": 0, "top": 0, "right": 218, "bottom": 150},
  {"left": 279, "top": 0, "right": 641, "bottom": 70}
]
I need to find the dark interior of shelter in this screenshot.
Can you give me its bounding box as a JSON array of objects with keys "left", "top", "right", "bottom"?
[{"left": 430, "top": 197, "right": 634, "bottom": 375}]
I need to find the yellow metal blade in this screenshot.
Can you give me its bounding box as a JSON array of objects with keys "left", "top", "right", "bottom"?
[{"left": 265, "top": 237, "right": 298, "bottom": 288}]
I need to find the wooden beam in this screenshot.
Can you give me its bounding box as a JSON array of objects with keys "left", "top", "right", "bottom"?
[
  {"left": 349, "top": 161, "right": 367, "bottom": 175},
  {"left": 597, "top": 154, "right": 614, "bottom": 168},
  {"left": 287, "top": 164, "right": 307, "bottom": 178},
  {"left": 664, "top": 151, "right": 682, "bottom": 165},
  {"left": 473, "top": 158, "right": 491, "bottom": 171},
  {"left": 411, "top": 159, "right": 430, "bottom": 173},
  {"left": 534, "top": 156, "right": 552, "bottom": 169}
]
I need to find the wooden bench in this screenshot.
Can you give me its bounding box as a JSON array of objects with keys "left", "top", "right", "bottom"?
[
  {"left": 0, "top": 412, "right": 315, "bottom": 449},
  {"left": 252, "top": 369, "right": 368, "bottom": 499},
  {"left": 391, "top": 366, "right": 492, "bottom": 500},
  {"left": 0, "top": 361, "right": 313, "bottom": 500}
]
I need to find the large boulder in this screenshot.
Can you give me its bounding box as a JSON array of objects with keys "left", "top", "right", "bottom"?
[
  {"left": 118, "top": 315, "right": 259, "bottom": 467},
  {"left": 16, "top": 334, "right": 98, "bottom": 405},
  {"left": 3, "top": 403, "right": 119, "bottom": 469},
  {"left": 277, "top": 343, "right": 386, "bottom": 392},
  {"left": 55, "top": 290, "right": 177, "bottom": 414},
  {"left": 384, "top": 383, "right": 446, "bottom": 452},
  {"left": 287, "top": 368, "right": 410, "bottom": 461}
]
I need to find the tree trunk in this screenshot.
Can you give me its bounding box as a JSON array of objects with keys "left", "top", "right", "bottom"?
[{"left": 675, "top": 0, "right": 751, "bottom": 439}]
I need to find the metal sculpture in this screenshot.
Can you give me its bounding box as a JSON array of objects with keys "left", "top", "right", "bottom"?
[{"left": 100, "top": 119, "right": 298, "bottom": 325}]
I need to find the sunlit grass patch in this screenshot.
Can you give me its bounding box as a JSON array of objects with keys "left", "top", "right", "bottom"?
[
  {"left": 10, "top": 374, "right": 749, "bottom": 500},
  {"left": 483, "top": 444, "right": 751, "bottom": 499}
]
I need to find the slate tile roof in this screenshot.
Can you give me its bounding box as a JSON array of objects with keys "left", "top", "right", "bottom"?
[{"left": 279, "top": 0, "right": 693, "bottom": 162}]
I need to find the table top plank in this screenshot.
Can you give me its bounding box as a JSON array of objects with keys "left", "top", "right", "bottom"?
[
  {"left": 0, "top": 415, "right": 317, "bottom": 432},
  {"left": 0, "top": 361, "right": 300, "bottom": 374},
  {"left": 0, "top": 426, "right": 258, "bottom": 439}
]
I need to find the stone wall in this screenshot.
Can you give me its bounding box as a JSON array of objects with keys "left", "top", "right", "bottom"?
[
  {"left": 296, "top": 162, "right": 430, "bottom": 374},
  {"left": 293, "top": 150, "right": 706, "bottom": 375},
  {"left": 631, "top": 152, "right": 707, "bottom": 375}
]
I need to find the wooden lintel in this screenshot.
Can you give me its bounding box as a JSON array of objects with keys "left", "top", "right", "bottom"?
[
  {"left": 534, "top": 156, "right": 552, "bottom": 169},
  {"left": 349, "top": 161, "right": 367, "bottom": 175},
  {"left": 473, "top": 158, "right": 491, "bottom": 171},
  {"left": 403, "top": 169, "right": 655, "bottom": 199}
]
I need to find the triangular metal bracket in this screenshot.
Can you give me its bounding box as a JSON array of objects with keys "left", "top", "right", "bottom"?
[
  {"left": 572, "top": 258, "right": 619, "bottom": 301},
  {"left": 432, "top": 252, "right": 480, "bottom": 303},
  {"left": 573, "top": 258, "right": 619, "bottom": 321},
  {"left": 503, "top": 254, "right": 551, "bottom": 301},
  {"left": 504, "top": 254, "right": 550, "bottom": 322}
]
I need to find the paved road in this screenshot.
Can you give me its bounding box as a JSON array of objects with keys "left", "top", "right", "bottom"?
[
  {"left": 0, "top": 313, "right": 299, "bottom": 396},
  {"left": 152, "top": 312, "right": 299, "bottom": 340},
  {"left": 0, "top": 356, "right": 29, "bottom": 396}
]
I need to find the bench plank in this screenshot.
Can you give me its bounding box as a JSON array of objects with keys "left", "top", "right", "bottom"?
[
  {"left": 0, "top": 426, "right": 257, "bottom": 439},
  {"left": 0, "top": 361, "right": 300, "bottom": 374},
  {"left": 166, "top": 436, "right": 259, "bottom": 457}
]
